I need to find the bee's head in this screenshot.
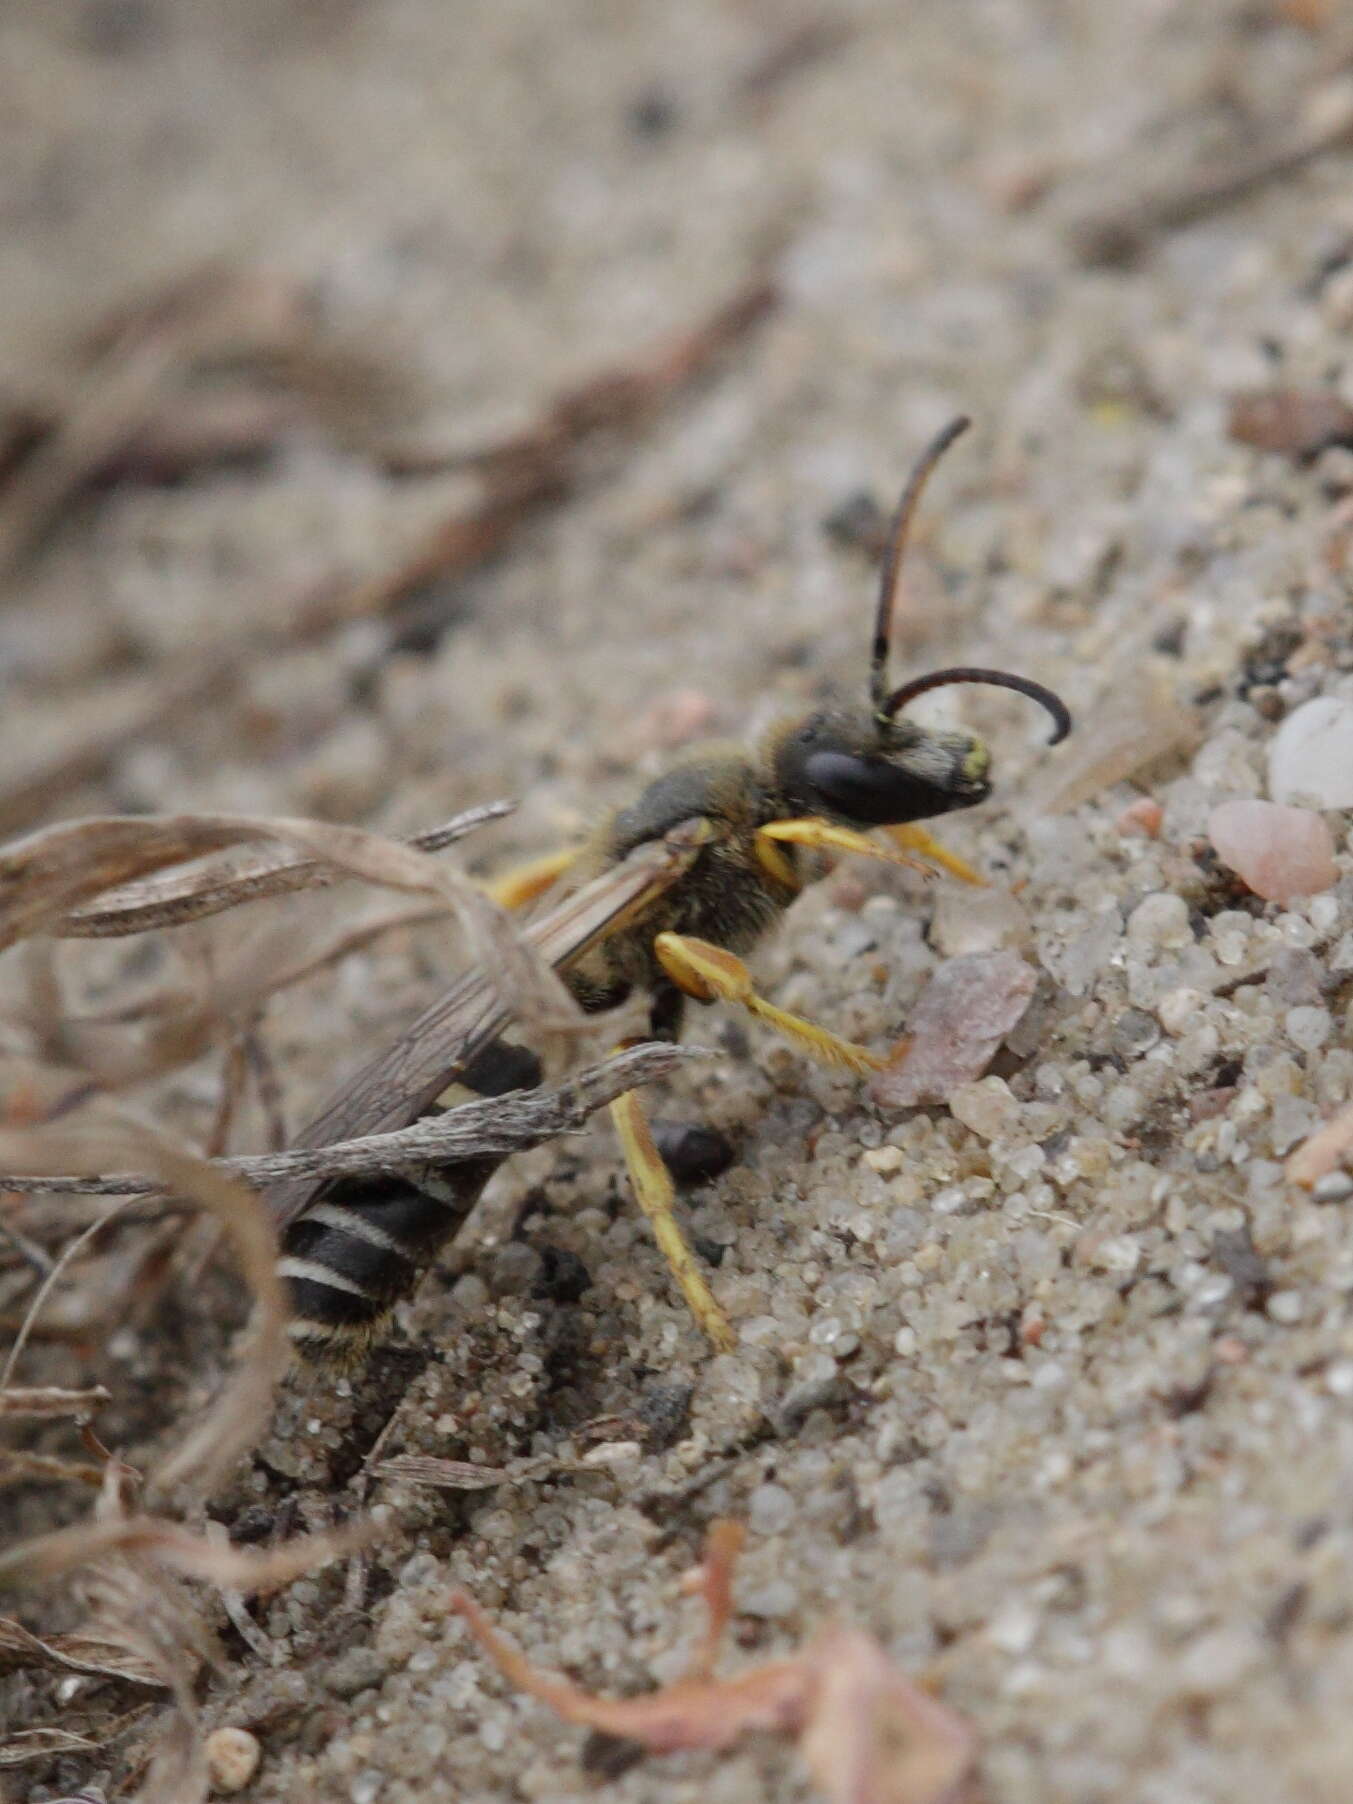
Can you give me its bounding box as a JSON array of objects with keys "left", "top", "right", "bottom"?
[
  {"left": 771, "top": 703, "right": 993, "bottom": 825},
  {"left": 771, "top": 417, "right": 1069, "bottom": 829}
]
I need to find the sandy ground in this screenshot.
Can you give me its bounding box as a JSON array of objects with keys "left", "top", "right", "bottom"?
[{"left": 6, "top": 2, "right": 1353, "bottom": 1800}]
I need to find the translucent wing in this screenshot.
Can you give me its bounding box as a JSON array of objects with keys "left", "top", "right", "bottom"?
[{"left": 267, "top": 821, "right": 707, "bottom": 1230}]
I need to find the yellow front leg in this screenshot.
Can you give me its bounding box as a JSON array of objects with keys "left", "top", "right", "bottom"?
[
  {"left": 886, "top": 822, "right": 986, "bottom": 887},
  {"left": 484, "top": 846, "right": 583, "bottom": 911},
  {"left": 654, "top": 932, "right": 883, "bottom": 1076},
  {"left": 758, "top": 816, "right": 985, "bottom": 887},
  {"left": 610, "top": 1080, "right": 735, "bottom": 1352}
]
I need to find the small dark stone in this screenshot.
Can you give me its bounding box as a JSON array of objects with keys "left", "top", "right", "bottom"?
[
  {"left": 1107, "top": 1007, "right": 1160, "bottom": 1061},
  {"left": 228, "top": 1504, "right": 279, "bottom": 1545},
  {"left": 638, "top": 1380, "right": 693, "bottom": 1449},
  {"left": 534, "top": 1245, "right": 591, "bottom": 1303},
  {"left": 582, "top": 1730, "right": 646, "bottom": 1779},
  {"left": 627, "top": 86, "right": 679, "bottom": 138},
  {"left": 1151, "top": 617, "right": 1186, "bottom": 657},
  {"left": 691, "top": 1234, "right": 726, "bottom": 1267},
  {"left": 822, "top": 488, "right": 888, "bottom": 556},
  {"left": 1212, "top": 1226, "right": 1273, "bottom": 1310},
  {"left": 650, "top": 1119, "right": 736, "bottom": 1184}
]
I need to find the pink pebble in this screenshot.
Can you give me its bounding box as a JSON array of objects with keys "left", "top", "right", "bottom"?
[
  {"left": 1207, "top": 800, "right": 1337, "bottom": 903},
  {"left": 1116, "top": 796, "right": 1163, "bottom": 838}
]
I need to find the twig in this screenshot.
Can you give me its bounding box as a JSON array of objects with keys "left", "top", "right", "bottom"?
[
  {"left": 1066, "top": 74, "right": 1353, "bottom": 264},
  {"left": 0, "top": 264, "right": 305, "bottom": 579},
  {"left": 0, "top": 278, "right": 775, "bottom": 837},
  {"left": 0, "top": 1041, "right": 704, "bottom": 1200}
]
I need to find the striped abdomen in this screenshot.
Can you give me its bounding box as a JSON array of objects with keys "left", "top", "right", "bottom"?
[{"left": 280, "top": 1039, "right": 542, "bottom": 1361}]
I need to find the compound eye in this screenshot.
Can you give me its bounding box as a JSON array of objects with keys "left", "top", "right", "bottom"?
[{"left": 802, "top": 748, "right": 975, "bottom": 824}]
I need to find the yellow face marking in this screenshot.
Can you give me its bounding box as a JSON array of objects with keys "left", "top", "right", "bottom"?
[{"left": 962, "top": 740, "right": 991, "bottom": 783}]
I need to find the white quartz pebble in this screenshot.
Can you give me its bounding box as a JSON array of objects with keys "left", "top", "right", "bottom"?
[{"left": 1268, "top": 696, "right": 1353, "bottom": 808}]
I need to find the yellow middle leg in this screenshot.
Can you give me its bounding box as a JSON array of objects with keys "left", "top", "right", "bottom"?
[
  {"left": 654, "top": 932, "right": 883, "bottom": 1076},
  {"left": 610, "top": 1078, "right": 735, "bottom": 1352}
]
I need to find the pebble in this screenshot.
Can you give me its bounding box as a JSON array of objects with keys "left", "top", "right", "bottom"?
[
  {"left": 1268, "top": 695, "right": 1353, "bottom": 807},
  {"left": 1207, "top": 800, "right": 1337, "bottom": 903},
  {"left": 861, "top": 1143, "right": 905, "bottom": 1174},
  {"left": 929, "top": 885, "right": 1032, "bottom": 957},
  {"left": 1157, "top": 987, "right": 1204, "bottom": 1036},
  {"left": 1286, "top": 1005, "right": 1332, "bottom": 1051},
  {"left": 1115, "top": 795, "right": 1163, "bottom": 838},
  {"left": 871, "top": 950, "right": 1038, "bottom": 1108},
  {"left": 1126, "top": 891, "right": 1192, "bottom": 950},
  {"left": 949, "top": 1075, "right": 1022, "bottom": 1140},
  {"left": 205, "top": 1726, "right": 261, "bottom": 1794}
]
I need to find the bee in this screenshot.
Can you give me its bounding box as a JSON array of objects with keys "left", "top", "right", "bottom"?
[{"left": 272, "top": 416, "right": 1070, "bottom": 1361}]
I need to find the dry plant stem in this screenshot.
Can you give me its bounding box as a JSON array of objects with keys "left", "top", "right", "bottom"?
[
  {"left": 1067, "top": 75, "right": 1353, "bottom": 263},
  {"left": 0, "top": 278, "right": 773, "bottom": 839},
  {"left": 54, "top": 803, "right": 512, "bottom": 939},
  {"left": 0, "top": 1450, "right": 106, "bottom": 1488},
  {"left": 0, "top": 1041, "right": 699, "bottom": 1199},
  {"left": 0, "top": 1197, "right": 142, "bottom": 1389},
  {"left": 0, "top": 1125, "right": 287, "bottom": 1499},
  {"left": 1, "top": 806, "right": 577, "bottom": 1065},
  {"left": 0, "top": 1511, "right": 374, "bottom": 1593},
  {"left": 0, "top": 1383, "right": 109, "bottom": 1417},
  {"left": 0, "top": 262, "right": 305, "bottom": 579}
]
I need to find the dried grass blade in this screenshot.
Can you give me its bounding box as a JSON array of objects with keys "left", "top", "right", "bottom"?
[
  {"left": 55, "top": 804, "right": 512, "bottom": 940},
  {"left": 0, "top": 1122, "right": 284, "bottom": 1497},
  {"left": 0, "top": 1615, "right": 165, "bottom": 1686},
  {"left": 0, "top": 1383, "right": 109, "bottom": 1417},
  {"left": 0, "top": 1514, "right": 373, "bottom": 1592}
]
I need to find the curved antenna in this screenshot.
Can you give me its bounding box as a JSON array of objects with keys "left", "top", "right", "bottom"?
[
  {"left": 884, "top": 666, "right": 1072, "bottom": 745},
  {"left": 869, "top": 414, "right": 972, "bottom": 722}
]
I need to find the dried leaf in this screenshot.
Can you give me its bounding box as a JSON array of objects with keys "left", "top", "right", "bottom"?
[
  {"left": 374, "top": 1455, "right": 516, "bottom": 1491},
  {"left": 453, "top": 1519, "right": 978, "bottom": 1804},
  {"left": 0, "top": 1727, "right": 100, "bottom": 1765},
  {"left": 0, "top": 1615, "right": 166, "bottom": 1687},
  {"left": 871, "top": 952, "right": 1038, "bottom": 1110}
]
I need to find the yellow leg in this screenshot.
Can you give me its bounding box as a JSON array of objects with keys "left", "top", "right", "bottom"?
[
  {"left": 759, "top": 816, "right": 935, "bottom": 877},
  {"left": 610, "top": 1081, "right": 735, "bottom": 1352},
  {"left": 756, "top": 815, "right": 985, "bottom": 888},
  {"left": 654, "top": 932, "right": 883, "bottom": 1076},
  {"left": 484, "top": 846, "right": 582, "bottom": 911},
  {"left": 886, "top": 822, "right": 986, "bottom": 887}
]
